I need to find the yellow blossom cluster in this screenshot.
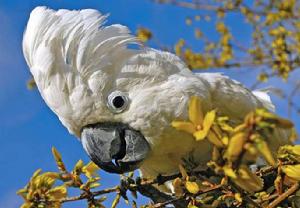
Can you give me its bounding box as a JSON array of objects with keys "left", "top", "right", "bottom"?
[
  {"left": 174, "top": 19, "right": 234, "bottom": 70},
  {"left": 18, "top": 148, "right": 102, "bottom": 208},
  {"left": 17, "top": 170, "right": 66, "bottom": 208},
  {"left": 133, "top": 0, "right": 300, "bottom": 82},
  {"left": 174, "top": 39, "right": 217, "bottom": 69},
  {"left": 269, "top": 26, "right": 292, "bottom": 79},
  {"left": 216, "top": 22, "right": 233, "bottom": 65},
  {"left": 172, "top": 96, "right": 297, "bottom": 197},
  {"left": 278, "top": 145, "right": 300, "bottom": 181},
  {"left": 19, "top": 97, "right": 299, "bottom": 207}
]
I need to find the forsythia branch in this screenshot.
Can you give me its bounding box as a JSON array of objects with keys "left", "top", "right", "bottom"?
[{"left": 18, "top": 100, "right": 299, "bottom": 207}]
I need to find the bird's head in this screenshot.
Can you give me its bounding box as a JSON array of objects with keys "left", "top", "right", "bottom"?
[{"left": 23, "top": 7, "right": 193, "bottom": 174}]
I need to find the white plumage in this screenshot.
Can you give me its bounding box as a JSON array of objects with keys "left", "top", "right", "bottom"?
[{"left": 23, "top": 7, "right": 290, "bottom": 184}]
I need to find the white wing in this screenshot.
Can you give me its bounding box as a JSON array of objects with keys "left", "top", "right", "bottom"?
[
  {"left": 252, "top": 90, "right": 275, "bottom": 112},
  {"left": 198, "top": 73, "right": 262, "bottom": 120},
  {"left": 197, "top": 72, "right": 291, "bottom": 150}
]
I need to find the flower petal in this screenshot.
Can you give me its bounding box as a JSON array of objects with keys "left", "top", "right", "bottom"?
[
  {"left": 284, "top": 145, "right": 300, "bottom": 155},
  {"left": 185, "top": 181, "right": 200, "bottom": 194},
  {"left": 172, "top": 121, "right": 195, "bottom": 134},
  {"left": 234, "top": 193, "right": 243, "bottom": 203},
  {"left": 207, "top": 131, "right": 224, "bottom": 148},
  {"left": 282, "top": 164, "right": 300, "bottom": 181},
  {"left": 188, "top": 96, "right": 204, "bottom": 126},
  {"left": 193, "top": 130, "right": 208, "bottom": 140},
  {"left": 82, "top": 162, "right": 100, "bottom": 178},
  {"left": 234, "top": 165, "right": 264, "bottom": 192},
  {"left": 193, "top": 110, "right": 216, "bottom": 141},
  {"left": 202, "top": 110, "right": 216, "bottom": 131},
  {"left": 226, "top": 132, "right": 246, "bottom": 162},
  {"left": 255, "top": 138, "right": 276, "bottom": 166},
  {"left": 223, "top": 166, "right": 237, "bottom": 178},
  {"left": 47, "top": 185, "right": 67, "bottom": 200}
]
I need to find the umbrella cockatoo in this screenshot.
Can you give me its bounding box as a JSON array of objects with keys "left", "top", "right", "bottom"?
[{"left": 23, "top": 7, "right": 290, "bottom": 182}]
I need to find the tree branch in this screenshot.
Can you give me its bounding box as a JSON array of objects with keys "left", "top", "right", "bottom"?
[{"left": 267, "top": 183, "right": 299, "bottom": 208}]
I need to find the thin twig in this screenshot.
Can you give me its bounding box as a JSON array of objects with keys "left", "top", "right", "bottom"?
[
  {"left": 59, "top": 173, "right": 184, "bottom": 204},
  {"left": 152, "top": 0, "right": 221, "bottom": 11},
  {"left": 267, "top": 183, "right": 299, "bottom": 208},
  {"left": 61, "top": 186, "right": 119, "bottom": 203},
  {"left": 229, "top": 180, "right": 262, "bottom": 208},
  {"left": 256, "top": 161, "right": 294, "bottom": 176},
  {"left": 255, "top": 193, "right": 278, "bottom": 204},
  {"left": 151, "top": 0, "right": 300, "bottom": 18},
  {"left": 152, "top": 184, "right": 223, "bottom": 208}
]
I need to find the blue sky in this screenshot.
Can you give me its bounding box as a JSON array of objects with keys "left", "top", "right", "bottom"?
[{"left": 0, "top": 1, "right": 299, "bottom": 207}]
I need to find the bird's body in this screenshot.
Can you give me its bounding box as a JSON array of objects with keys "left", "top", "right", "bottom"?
[{"left": 23, "top": 7, "right": 290, "bottom": 187}]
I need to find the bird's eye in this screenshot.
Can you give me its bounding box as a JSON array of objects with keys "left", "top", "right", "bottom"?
[{"left": 107, "top": 91, "right": 129, "bottom": 113}]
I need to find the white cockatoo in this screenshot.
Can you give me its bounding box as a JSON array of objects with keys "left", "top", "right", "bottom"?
[{"left": 23, "top": 7, "right": 290, "bottom": 183}]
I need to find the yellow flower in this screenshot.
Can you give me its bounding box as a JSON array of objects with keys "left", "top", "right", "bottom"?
[
  {"left": 73, "top": 159, "right": 84, "bottom": 174},
  {"left": 136, "top": 28, "right": 152, "bottom": 42},
  {"left": 223, "top": 166, "right": 237, "bottom": 178},
  {"left": 231, "top": 165, "right": 263, "bottom": 193},
  {"left": 226, "top": 132, "right": 246, "bottom": 162},
  {"left": 234, "top": 193, "right": 243, "bottom": 203},
  {"left": 185, "top": 181, "right": 200, "bottom": 194},
  {"left": 282, "top": 164, "right": 300, "bottom": 181},
  {"left": 52, "top": 147, "right": 66, "bottom": 172},
  {"left": 223, "top": 165, "right": 263, "bottom": 192},
  {"left": 255, "top": 109, "right": 294, "bottom": 129},
  {"left": 17, "top": 170, "right": 64, "bottom": 208},
  {"left": 278, "top": 145, "right": 300, "bottom": 162},
  {"left": 46, "top": 185, "right": 67, "bottom": 201},
  {"left": 254, "top": 137, "right": 276, "bottom": 166},
  {"left": 280, "top": 145, "right": 300, "bottom": 155},
  {"left": 82, "top": 162, "right": 100, "bottom": 178},
  {"left": 172, "top": 96, "right": 217, "bottom": 142}
]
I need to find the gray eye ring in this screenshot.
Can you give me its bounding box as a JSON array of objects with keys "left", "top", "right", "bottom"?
[{"left": 107, "top": 91, "right": 129, "bottom": 114}]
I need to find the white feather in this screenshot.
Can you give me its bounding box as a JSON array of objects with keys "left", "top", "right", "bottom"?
[
  {"left": 23, "top": 7, "right": 139, "bottom": 135},
  {"left": 252, "top": 90, "right": 275, "bottom": 112}
]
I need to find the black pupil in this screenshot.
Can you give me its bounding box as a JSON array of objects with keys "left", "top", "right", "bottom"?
[{"left": 112, "top": 96, "right": 125, "bottom": 108}]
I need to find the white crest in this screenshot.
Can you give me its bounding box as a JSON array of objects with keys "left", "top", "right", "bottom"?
[{"left": 23, "top": 7, "right": 139, "bottom": 135}]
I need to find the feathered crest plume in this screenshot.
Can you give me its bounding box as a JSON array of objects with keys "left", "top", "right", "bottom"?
[{"left": 23, "top": 7, "right": 139, "bottom": 135}]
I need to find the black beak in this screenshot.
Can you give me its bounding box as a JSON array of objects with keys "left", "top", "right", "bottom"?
[{"left": 81, "top": 122, "right": 150, "bottom": 174}]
